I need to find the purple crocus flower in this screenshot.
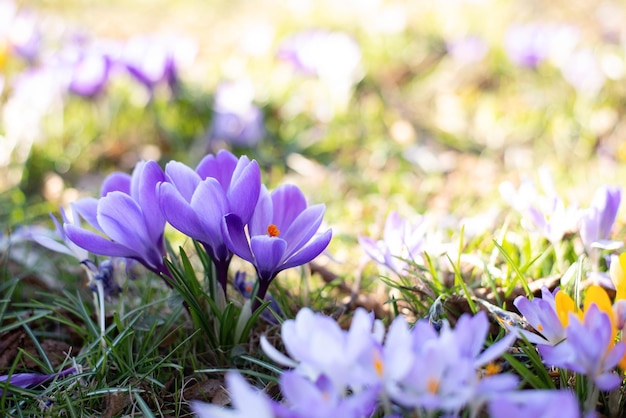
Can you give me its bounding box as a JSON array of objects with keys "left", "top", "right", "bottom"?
[
  {"left": 0, "top": 366, "right": 77, "bottom": 396},
  {"left": 223, "top": 184, "right": 332, "bottom": 310},
  {"left": 279, "top": 371, "right": 379, "bottom": 418},
  {"left": 579, "top": 185, "right": 622, "bottom": 254},
  {"left": 358, "top": 211, "right": 427, "bottom": 276},
  {"left": 538, "top": 304, "right": 625, "bottom": 391},
  {"left": 27, "top": 206, "right": 88, "bottom": 262},
  {"left": 82, "top": 259, "right": 121, "bottom": 299},
  {"left": 64, "top": 161, "right": 171, "bottom": 283},
  {"left": 446, "top": 35, "right": 489, "bottom": 64},
  {"left": 504, "top": 23, "right": 579, "bottom": 69},
  {"left": 513, "top": 286, "right": 566, "bottom": 345},
  {"left": 122, "top": 35, "right": 176, "bottom": 92},
  {"left": 488, "top": 389, "right": 580, "bottom": 418},
  {"left": 209, "top": 80, "right": 265, "bottom": 147},
  {"left": 121, "top": 34, "right": 196, "bottom": 95},
  {"left": 6, "top": 6, "right": 41, "bottom": 62},
  {"left": 525, "top": 195, "right": 578, "bottom": 244},
  {"left": 157, "top": 150, "right": 261, "bottom": 293},
  {"left": 67, "top": 49, "right": 113, "bottom": 98},
  {"left": 261, "top": 307, "right": 384, "bottom": 392},
  {"left": 387, "top": 312, "right": 518, "bottom": 415},
  {"left": 504, "top": 24, "right": 550, "bottom": 69},
  {"left": 191, "top": 372, "right": 280, "bottom": 418}
]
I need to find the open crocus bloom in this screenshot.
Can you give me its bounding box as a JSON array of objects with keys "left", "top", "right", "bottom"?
[
  {"left": 223, "top": 184, "right": 332, "bottom": 308},
  {"left": 158, "top": 150, "right": 261, "bottom": 292},
  {"left": 64, "top": 160, "right": 170, "bottom": 280},
  {"left": 579, "top": 185, "right": 622, "bottom": 254},
  {"left": 513, "top": 286, "right": 566, "bottom": 345},
  {"left": 358, "top": 211, "right": 426, "bottom": 276}
]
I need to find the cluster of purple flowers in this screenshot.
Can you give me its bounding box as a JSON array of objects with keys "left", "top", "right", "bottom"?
[
  {"left": 358, "top": 211, "right": 428, "bottom": 276},
  {"left": 500, "top": 173, "right": 621, "bottom": 252},
  {"left": 515, "top": 284, "right": 626, "bottom": 415},
  {"left": 192, "top": 308, "right": 579, "bottom": 418},
  {"left": 58, "top": 149, "right": 331, "bottom": 309},
  {"left": 0, "top": 0, "right": 196, "bottom": 99}
]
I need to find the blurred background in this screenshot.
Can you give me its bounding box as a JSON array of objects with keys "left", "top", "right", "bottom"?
[{"left": 2, "top": 0, "right": 626, "bottom": 276}]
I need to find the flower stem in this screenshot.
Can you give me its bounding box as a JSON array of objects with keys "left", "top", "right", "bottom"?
[{"left": 584, "top": 380, "right": 599, "bottom": 416}]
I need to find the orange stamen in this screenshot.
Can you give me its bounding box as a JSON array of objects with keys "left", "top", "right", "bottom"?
[
  {"left": 427, "top": 377, "right": 439, "bottom": 394},
  {"left": 373, "top": 350, "right": 384, "bottom": 377},
  {"left": 267, "top": 224, "right": 280, "bottom": 237},
  {"left": 484, "top": 362, "right": 502, "bottom": 376}
]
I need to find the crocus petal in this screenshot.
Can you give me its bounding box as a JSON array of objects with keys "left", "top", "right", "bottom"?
[
  {"left": 281, "top": 204, "right": 326, "bottom": 257},
  {"left": 196, "top": 149, "right": 238, "bottom": 188},
  {"left": 64, "top": 224, "right": 138, "bottom": 258},
  {"left": 222, "top": 214, "right": 255, "bottom": 264},
  {"left": 164, "top": 160, "right": 201, "bottom": 201},
  {"left": 132, "top": 161, "right": 166, "bottom": 242},
  {"left": 97, "top": 192, "right": 152, "bottom": 251},
  {"left": 260, "top": 335, "right": 298, "bottom": 368},
  {"left": 249, "top": 186, "right": 273, "bottom": 236},
  {"left": 159, "top": 182, "right": 210, "bottom": 242},
  {"left": 100, "top": 172, "right": 131, "bottom": 196},
  {"left": 31, "top": 235, "right": 77, "bottom": 258},
  {"left": 357, "top": 236, "right": 387, "bottom": 265},
  {"left": 281, "top": 229, "right": 332, "bottom": 271},
  {"left": 595, "top": 372, "right": 622, "bottom": 391},
  {"left": 475, "top": 331, "right": 518, "bottom": 368},
  {"left": 597, "top": 186, "right": 621, "bottom": 239},
  {"left": 71, "top": 198, "right": 102, "bottom": 232},
  {"left": 227, "top": 159, "right": 261, "bottom": 224},
  {"left": 191, "top": 178, "right": 230, "bottom": 245},
  {"left": 271, "top": 184, "right": 308, "bottom": 231},
  {"left": 250, "top": 235, "right": 287, "bottom": 281}
]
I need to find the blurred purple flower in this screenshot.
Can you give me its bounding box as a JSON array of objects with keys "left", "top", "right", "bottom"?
[
  {"left": 64, "top": 161, "right": 171, "bottom": 282},
  {"left": 513, "top": 286, "right": 566, "bottom": 345},
  {"left": 579, "top": 186, "right": 622, "bottom": 254},
  {"left": 82, "top": 259, "right": 121, "bottom": 299},
  {"left": 158, "top": 150, "right": 261, "bottom": 293},
  {"left": 27, "top": 206, "right": 88, "bottom": 262},
  {"left": 504, "top": 24, "right": 551, "bottom": 68},
  {"left": 223, "top": 184, "right": 332, "bottom": 309},
  {"left": 191, "top": 372, "right": 280, "bottom": 418},
  {"left": 6, "top": 6, "right": 40, "bottom": 62},
  {"left": 277, "top": 29, "right": 361, "bottom": 82},
  {"left": 67, "top": 49, "right": 113, "bottom": 97},
  {"left": 279, "top": 372, "right": 379, "bottom": 418},
  {"left": 525, "top": 195, "right": 578, "bottom": 244},
  {"left": 209, "top": 80, "right": 265, "bottom": 147},
  {"left": 121, "top": 34, "right": 196, "bottom": 94},
  {"left": 446, "top": 35, "right": 489, "bottom": 63},
  {"left": 538, "top": 304, "right": 625, "bottom": 391},
  {"left": 387, "top": 312, "right": 518, "bottom": 415},
  {"left": 260, "top": 307, "right": 384, "bottom": 392},
  {"left": 488, "top": 389, "right": 580, "bottom": 418},
  {"left": 504, "top": 23, "right": 579, "bottom": 69},
  {"left": 122, "top": 35, "right": 176, "bottom": 90},
  {"left": 0, "top": 366, "right": 77, "bottom": 396},
  {"left": 358, "top": 211, "right": 427, "bottom": 275}
]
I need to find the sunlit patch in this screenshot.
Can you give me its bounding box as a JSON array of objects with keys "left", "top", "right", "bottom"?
[{"left": 267, "top": 224, "right": 280, "bottom": 237}]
